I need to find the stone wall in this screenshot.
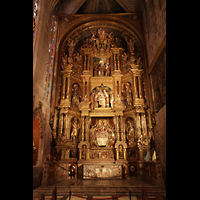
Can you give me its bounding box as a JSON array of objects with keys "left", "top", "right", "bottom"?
[
  {"left": 139, "top": 0, "right": 166, "bottom": 185},
  {"left": 154, "top": 104, "right": 166, "bottom": 185},
  {"left": 33, "top": 0, "right": 55, "bottom": 189}
]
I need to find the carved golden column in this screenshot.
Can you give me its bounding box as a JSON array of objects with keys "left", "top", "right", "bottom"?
[
  {"left": 120, "top": 116, "right": 124, "bottom": 141},
  {"left": 66, "top": 74, "right": 71, "bottom": 100},
  {"left": 63, "top": 114, "right": 67, "bottom": 136},
  {"left": 87, "top": 55, "right": 90, "bottom": 71},
  {"left": 85, "top": 116, "right": 89, "bottom": 142},
  {"left": 61, "top": 75, "right": 66, "bottom": 100},
  {"left": 114, "top": 54, "right": 117, "bottom": 70},
  {"left": 135, "top": 112, "right": 141, "bottom": 139},
  {"left": 81, "top": 116, "right": 85, "bottom": 141},
  {"left": 84, "top": 55, "right": 86, "bottom": 71},
  {"left": 58, "top": 114, "right": 63, "bottom": 138},
  {"left": 133, "top": 74, "right": 138, "bottom": 99},
  {"left": 123, "top": 147, "right": 127, "bottom": 160},
  {"left": 116, "top": 147, "right": 119, "bottom": 160},
  {"left": 141, "top": 113, "right": 148, "bottom": 142},
  {"left": 83, "top": 79, "right": 86, "bottom": 96},
  {"left": 138, "top": 74, "right": 143, "bottom": 99},
  {"left": 116, "top": 116, "right": 120, "bottom": 141},
  {"left": 117, "top": 53, "right": 120, "bottom": 70}
]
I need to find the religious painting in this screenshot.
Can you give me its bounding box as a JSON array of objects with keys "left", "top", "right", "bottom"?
[
  {"left": 93, "top": 57, "right": 111, "bottom": 77},
  {"left": 150, "top": 47, "right": 166, "bottom": 112},
  {"left": 127, "top": 149, "right": 136, "bottom": 158},
  {"left": 69, "top": 150, "right": 77, "bottom": 158}
]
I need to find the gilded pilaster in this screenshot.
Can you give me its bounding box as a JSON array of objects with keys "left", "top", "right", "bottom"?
[
  {"left": 58, "top": 114, "right": 63, "bottom": 138},
  {"left": 85, "top": 116, "right": 89, "bottom": 142},
  {"left": 81, "top": 116, "right": 85, "bottom": 141},
  {"left": 116, "top": 116, "right": 120, "bottom": 141},
  {"left": 120, "top": 116, "right": 124, "bottom": 141}
]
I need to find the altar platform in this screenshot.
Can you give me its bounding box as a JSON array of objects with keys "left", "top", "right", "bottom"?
[{"left": 33, "top": 177, "right": 166, "bottom": 199}]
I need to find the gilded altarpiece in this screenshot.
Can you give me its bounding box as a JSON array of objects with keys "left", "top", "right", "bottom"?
[{"left": 48, "top": 14, "right": 161, "bottom": 181}]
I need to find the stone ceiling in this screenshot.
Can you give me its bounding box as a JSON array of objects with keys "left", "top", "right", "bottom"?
[{"left": 58, "top": 0, "right": 141, "bottom": 15}]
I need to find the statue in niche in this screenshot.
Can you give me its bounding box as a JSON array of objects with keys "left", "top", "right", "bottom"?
[
  {"left": 61, "top": 53, "right": 68, "bottom": 70},
  {"left": 119, "top": 145, "right": 124, "bottom": 159},
  {"left": 104, "top": 89, "right": 109, "bottom": 108},
  {"left": 137, "top": 133, "right": 147, "bottom": 146},
  {"left": 67, "top": 35, "right": 80, "bottom": 54},
  {"left": 121, "top": 32, "right": 135, "bottom": 54},
  {"left": 89, "top": 91, "right": 95, "bottom": 109},
  {"left": 110, "top": 91, "right": 114, "bottom": 109},
  {"left": 114, "top": 37, "right": 122, "bottom": 47},
  {"left": 70, "top": 118, "right": 80, "bottom": 142},
  {"left": 71, "top": 84, "right": 81, "bottom": 108},
  {"left": 81, "top": 145, "right": 87, "bottom": 159},
  {"left": 98, "top": 60, "right": 105, "bottom": 76},
  {"left": 122, "top": 83, "right": 133, "bottom": 108},
  {"left": 136, "top": 56, "right": 143, "bottom": 69},
  {"left": 78, "top": 95, "right": 90, "bottom": 109},
  {"left": 105, "top": 63, "right": 110, "bottom": 76},
  {"left": 115, "top": 94, "right": 126, "bottom": 110},
  {"left": 122, "top": 52, "right": 130, "bottom": 70},
  {"left": 97, "top": 89, "right": 106, "bottom": 108},
  {"left": 126, "top": 120, "right": 135, "bottom": 146}
]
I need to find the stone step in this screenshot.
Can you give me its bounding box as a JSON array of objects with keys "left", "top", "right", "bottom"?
[{"left": 36, "top": 186, "right": 165, "bottom": 197}]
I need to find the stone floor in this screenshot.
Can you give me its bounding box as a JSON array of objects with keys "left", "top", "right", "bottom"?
[{"left": 33, "top": 177, "right": 166, "bottom": 200}]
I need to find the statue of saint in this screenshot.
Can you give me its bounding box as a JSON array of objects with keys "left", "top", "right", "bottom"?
[
  {"left": 103, "top": 89, "right": 109, "bottom": 107},
  {"left": 97, "top": 89, "right": 106, "bottom": 108},
  {"left": 81, "top": 145, "right": 86, "bottom": 159},
  {"left": 72, "top": 84, "right": 80, "bottom": 108},
  {"left": 119, "top": 145, "right": 124, "bottom": 159},
  {"left": 70, "top": 118, "right": 80, "bottom": 142},
  {"left": 125, "top": 83, "right": 132, "bottom": 107},
  {"left": 98, "top": 61, "right": 105, "bottom": 76},
  {"left": 126, "top": 120, "right": 135, "bottom": 143},
  {"left": 110, "top": 91, "right": 114, "bottom": 109}
]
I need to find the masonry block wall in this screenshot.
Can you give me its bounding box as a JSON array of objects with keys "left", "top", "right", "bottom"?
[
  {"left": 33, "top": 0, "right": 56, "bottom": 189},
  {"left": 140, "top": 0, "right": 166, "bottom": 185}
]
